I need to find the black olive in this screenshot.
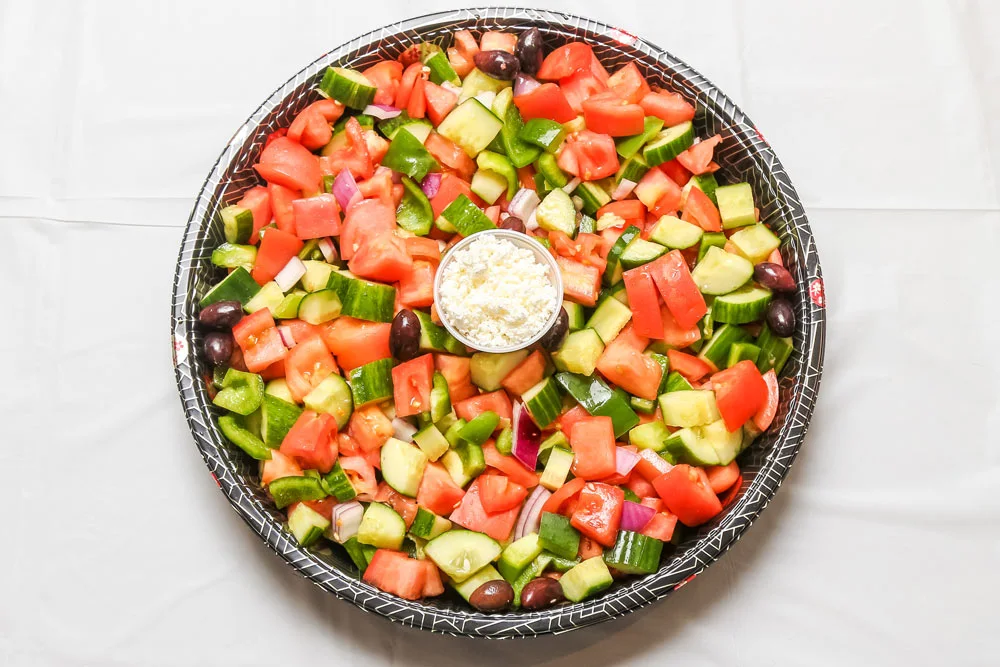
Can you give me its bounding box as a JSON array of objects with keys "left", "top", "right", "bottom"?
[
  {"left": 474, "top": 50, "right": 521, "bottom": 81},
  {"left": 390, "top": 309, "right": 422, "bottom": 360},
  {"left": 516, "top": 28, "right": 544, "bottom": 75},
  {"left": 538, "top": 308, "right": 569, "bottom": 351}
]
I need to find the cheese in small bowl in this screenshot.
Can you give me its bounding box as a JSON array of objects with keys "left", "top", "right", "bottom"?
[{"left": 434, "top": 230, "right": 563, "bottom": 353}]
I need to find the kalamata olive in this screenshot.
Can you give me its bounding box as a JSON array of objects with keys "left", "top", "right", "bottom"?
[
  {"left": 538, "top": 307, "right": 569, "bottom": 351},
  {"left": 203, "top": 332, "right": 234, "bottom": 367},
  {"left": 753, "top": 262, "right": 795, "bottom": 293},
  {"left": 500, "top": 216, "right": 526, "bottom": 233},
  {"left": 520, "top": 577, "right": 565, "bottom": 610},
  {"left": 198, "top": 300, "right": 243, "bottom": 330},
  {"left": 516, "top": 27, "right": 544, "bottom": 75},
  {"left": 765, "top": 298, "right": 795, "bottom": 337},
  {"left": 390, "top": 309, "right": 421, "bottom": 361},
  {"left": 469, "top": 579, "right": 515, "bottom": 612},
  {"left": 474, "top": 50, "right": 520, "bottom": 81}
]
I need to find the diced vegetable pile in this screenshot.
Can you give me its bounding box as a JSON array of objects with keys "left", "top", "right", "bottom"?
[{"left": 197, "top": 27, "right": 799, "bottom": 612}]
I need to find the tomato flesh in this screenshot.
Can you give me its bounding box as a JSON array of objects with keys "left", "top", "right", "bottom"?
[
  {"left": 570, "top": 481, "right": 624, "bottom": 547},
  {"left": 653, "top": 464, "right": 723, "bottom": 527},
  {"left": 391, "top": 354, "right": 434, "bottom": 418}
]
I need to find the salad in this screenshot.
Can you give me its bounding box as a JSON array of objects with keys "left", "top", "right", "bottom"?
[{"left": 196, "top": 26, "right": 798, "bottom": 613}]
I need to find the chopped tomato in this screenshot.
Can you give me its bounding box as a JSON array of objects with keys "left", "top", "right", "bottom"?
[
  {"left": 417, "top": 462, "right": 467, "bottom": 516},
  {"left": 338, "top": 454, "right": 378, "bottom": 498},
  {"left": 340, "top": 198, "right": 396, "bottom": 260},
  {"left": 406, "top": 76, "right": 427, "bottom": 120},
  {"left": 577, "top": 536, "right": 604, "bottom": 560},
  {"left": 667, "top": 349, "right": 714, "bottom": 383},
  {"left": 268, "top": 183, "right": 298, "bottom": 235},
  {"left": 513, "top": 83, "right": 576, "bottom": 123},
  {"left": 449, "top": 478, "right": 521, "bottom": 542},
  {"left": 570, "top": 482, "right": 624, "bottom": 547},
  {"left": 291, "top": 194, "right": 341, "bottom": 239},
  {"left": 480, "top": 31, "right": 517, "bottom": 53},
  {"left": 318, "top": 117, "right": 373, "bottom": 181},
  {"left": 588, "top": 49, "right": 611, "bottom": 85},
  {"left": 347, "top": 404, "right": 393, "bottom": 452},
  {"left": 676, "top": 135, "right": 722, "bottom": 175},
  {"left": 280, "top": 410, "right": 337, "bottom": 473},
  {"left": 648, "top": 250, "right": 708, "bottom": 328},
  {"left": 320, "top": 317, "right": 391, "bottom": 371},
  {"left": 719, "top": 472, "right": 743, "bottom": 509},
  {"left": 287, "top": 101, "right": 335, "bottom": 151},
  {"left": 425, "top": 133, "right": 476, "bottom": 181},
  {"left": 363, "top": 60, "right": 404, "bottom": 107},
  {"left": 255, "top": 136, "right": 323, "bottom": 194},
  {"left": 634, "top": 166, "right": 682, "bottom": 211},
  {"left": 479, "top": 474, "right": 528, "bottom": 513},
  {"left": 641, "top": 512, "right": 678, "bottom": 541},
  {"left": 634, "top": 448, "right": 672, "bottom": 481},
  {"left": 712, "top": 360, "right": 769, "bottom": 432},
  {"left": 284, "top": 337, "right": 338, "bottom": 402},
  {"left": 357, "top": 168, "right": 394, "bottom": 205},
  {"left": 349, "top": 230, "right": 413, "bottom": 283},
  {"left": 560, "top": 69, "right": 607, "bottom": 115},
  {"left": 396, "top": 62, "right": 425, "bottom": 109},
  {"left": 447, "top": 30, "right": 479, "bottom": 77},
  {"left": 281, "top": 318, "right": 322, "bottom": 344},
  {"left": 261, "top": 450, "right": 303, "bottom": 485},
  {"left": 392, "top": 354, "right": 434, "bottom": 418},
  {"left": 236, "top": 186, "right": 272, "bottom": 242},
  {"left": 260, "top": 359, "right": 286, "bottom": 380},
  {"left": 403, "top": 236, "right": 442, "bottom": 263},
  {"left": 681, "top": 187, "right": 721, "bottom": 233},
  {"left": 659, "top": 159, "right": 691, "bottom": 187},
  {"left": 429, "top": 173, "right": 482, "bottom": 218},
  {"left": 541, "top": 477, "right": 586, "bottom": 515},
  {"left": 421, "top": 560, "right": 445, "bottom": 597},
  {"left": 607, "top": 63, "right": 651, "bottom": 104},
  {"left": 232, "top": 309, "right": 287, "bottom": 373},
  {"left": 596, "top": 324, "right": 663, "bottom": 400},
  {"left": 705, "top": 462, "right": 740, "bottom": 494},
  {"left": 397, "top": 259, "right": 435, "bottom": 308},
  {"left": 482, "top": 442, "right": 540, "bottom": 489},
  {"left": 500, "top": 350, "right": 548, "bottom": 396},
  {"left": 557, "top": 404, "right": 591, "bottom": 436},
  {"left": 660, "top": 305, "right": 702, "bottom": 348},
  {"left": 625, "top": 473, "right": 658, "bottom": 499},
  {"left": 364, "top": 130, "right": 390, "bottom": 165},
  {"left": 754, "top": 369, "right": 780, "bottom": 431},
  {"left": 653, "top": 464, "right": 723, "bottom": 527},
  {"left": 569, "top": 417, "right": 617, "bottom": 480},
  {"left": 423, "top": 81, "right": 458, "bottom": 126},
  {"left": 556, "top": 141, "right": 580, "bottom": 177},
  {"left": 518, "top": 165, "right": 536, "bottom": 190},
  {"left": 253, "top": 227, "right": 304, "bottom": 285},
  {"left": 537, "top": 42, "right": 593, "bottom": 80},
  {"left": 596, "top": 199, "right": 646, "bottom": 228},
  {"left": 640, "top": 91, "right": 696, "bottom": 126},
  {"left": 375, "top": 483, "right": 419, "bottom": 528},
  {"left": 582, "top": 92, "right": 644, "bottom": 136},
  {"left": 434, "top": 354, "right": 477, "bottom": 402},
  {"left": 363, "top": 549, "right": 427, "bottom": 600},
  {"left": 562, "top": 130, "right": 619, "bottom": 180},
  {"left": 622, "top": 266, "right": 664, "bottom": 339},
  {"left": 454, "top": 390, "right": 512, "bottom": 426},
  {"left": 556, "top": 255, "right": 601, "bottom": 307}
]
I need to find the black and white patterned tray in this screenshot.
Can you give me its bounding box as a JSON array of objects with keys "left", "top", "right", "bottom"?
[{"left": 171, "top": 7, "right": 826, "bottom": 638}]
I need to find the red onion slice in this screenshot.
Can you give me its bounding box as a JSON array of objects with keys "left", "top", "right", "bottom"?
[
  {"left": 612, "top": 178, "right": 638, "bottom": 200},
  {"left": 330, "top": 501, "right": 364, "bottom": 543},
  {"left": 333, "top": 169, "right": 362, "bottom": 211},
  {"left": 317, "top": 237, "right": 337, "bottom": 263},
  {"left": 513, "top": 73, "right": 541, "bottom": 97},
  {"left": 421, "top": 172, "right": 442, "bottom": 198},
  {"left": 620, "top": 500, "right": 656, "bottom": 532},
  {"left": 391, "top": 418, "right": 418, "bottom": 442},
  {"left": 512, "top": 401, "right": 542, "bottom": 470},
  {"left": 277, "top": 325, "right": 296, "bottom": 348},
  {"left": 615, "top": 447, "right": 641, "bottom": 477},
  {"left": 274, "top": 256, "right": 306, "bottom": 292},
  {"left": 561, "top": 176, "right": 581, "bottom": 194},
  {"left": 362, "top": 104, "right": 402, "bottom": 120},
  {"left": 514, "top": 485, "right": 552, "bottom": 540},
  {"left": 507, "top": 187, "right": 540, "bottom": 221}
]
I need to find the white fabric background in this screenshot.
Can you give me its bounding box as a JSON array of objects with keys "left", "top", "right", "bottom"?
[{"left": 2, "top": 1, "right": 998, "bottom": 665}]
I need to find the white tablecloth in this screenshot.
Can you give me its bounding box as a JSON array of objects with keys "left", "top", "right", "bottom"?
[{"left": 3, "top": 1, "right": 998, "bottom": 665}]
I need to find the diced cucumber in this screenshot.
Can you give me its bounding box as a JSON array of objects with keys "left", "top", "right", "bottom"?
[
  {"left": 555, "top": 372, "right": 640, "bottom": 438},
  {"left": 659, "top": 390, "right": 721, "bottom": 428},
  {"left": 648, "top": 351, "right": 671, "bottom": 395},
  {"left": 492, "top": 88, "right": 543, "bottom": 168},
  {"left": 538, "top": 431, "right": 569, "bottom": 467},
  {"left": 441, "top": 440, "right": 485, "bottom": 488},
  {"left": 357, "top": 502, "right": 406, "bottom": 550},
  {"left": 297, "top": 260, "right": 332, "bottom": 292},
  {"left": 342, "top": 536, "right": 371, "bottom": 572},
  {"left": 539, "top": 446, "right": 574, "bottom": 491},
  {"left": 563, "top": 300, "right": 586, "bottom": 331},
  {"left": 729, "top": 224, "right": 781, "bottom": 264},
  {"left": 458, "top": 68, "right": 512, "bottom": 103},
  {"left": 538, "top": 512, "right": 581, "bottom": 560},
  {"left": 604, "top": 531, "right": 663, "bottom": 574},
  {"left": 573, "top": 181, "right": 611, "bottom": 217},
  {"left": 244, "top": 281, "right": 284, "bottom": 315},
  {"left": 268, "top": 475, "right": 327, "bottom": 510},
  {"left": 629, "top": 420, "right": 671, "bottom": 452},
  {"left": 620, "top": 237, "right": 667, "bottom": 270},
  {"left": 303, "top": 374, "right": 353, "bottom": 429},
  {"left": 578, "top": 213, "right": 597, "bottom": 235},
  {"left": 444, "top": 419, "right": 467, "bottom": 448},
  {"left": 409, "top": 507, "right": 452, "bottom": 540},
  {"left": 213, "top": 368, "right": 264, "bottom": 416},
  {"left": 287, "top": 502, "right": 330, "bottom": 547},
  {"left": 534, "top": 152, "right": 568, "bottom": 188},
  {"left": 199, "top": 266, "right": 260, "bottom": 308},
  {"left": 648, "top": 215, "right": 704, "bottom": 250},
  {"left": 412, "top": 423, "right": 450, "bottom": 461},
  {"left": 615, "top": 153, "right": 650, "bottom": 184},
  {"left": 218, "top": 413, "right": 271, "bottom": 461},
  {"left": 423, "top": 50, "right": 460, "bottom": 86},
  {"left": 380, "top": 437, "right": 428, "bottom": 497},
  {"left": 698, "top": 323, "right": 751, "bottom": 371},
  {"left": 663, "top": 426, "right": 720, "bottom": 466},
  {"left": 260, "top": 394, "right": 302, "bottom": 446},
  {"left": 264, "top": 378, "right": 294, "bottom": 402},
  {"left": 321, "top": 461, "right": 357, "bottom": 502},
  {"left": 757, "top": 324, "right": 794, "bottom": 375},
  {"left": 603, "top": 225, "right": 642, "bottom": 285},
  {"left": 348, "top": 358, "right": 394, "bottom": 407},
  {"left": 700, "top": 419, "right": 743, "bottom": 465},
  {"left": 437, "top": 194, "right": 496, "bottom": 236},
  {"left": 521, "top": 376, "right": 563, "bottom": 429},
  {"left": 602, "top": 280, "right": 629, "bottom": 306},
  {"left": 689, "top": 172, "right": 720, "bottom": 206},
  {"left": 664, "top": 371, "right": 694, "bottom": 393},
  {"left": 727, "top": 342, "right": 761, "bottom": 368},
  {"left": 328, "top": 272, "right": 395, "bottom": 323},
  {"left": 713, "top": 285, "right": 773, "bottom": 324},
  {"left": 470, "top": 349, "right": 529, "bottom": 391},
  {"left": 318, "top": 67, "right": 376, "bottom": 109},
  {"left": 437, "top": 98, "right": 504, "bottom": 157},
  {"left": 377, "top": 111, "right": 432, "bottom": 143},
  {"left": 560, "top": 556, "right": 613, "bottom": 602},
  {"left": 642, "top": 121, "right": 694, "bottom": 167},
  {"left": 630, "top": 396, "right": 657, "bottom": 415},
  {"left": 716, "top": 182, "right": 756, "bottom": 229},
  {"left": 698, "top": 231, "right": 728, "bottom": 262},
  {"left": 470, "top": 166, "right": 508, "bottom": 205},
  {"left": 692, "top": 246, "right": 754, "bottom": 296},
  {"left": 535, "top": 187, "right": 577, "bottom": 236},
  {"left": 412, "top": 309, "right": 465, "bottom": 356},
  {"left": 211, "top": 242, "right": 256, "bottom": 270},
  {"left": 519, "top": 118, "right": 566, "bottom": 153},
  {"left": 615, "top": 116, "right": 664, "bottom": 159},
  {"left": 498, "top": 533, "right": 544, "bottom": 583},
  {"left": 551, "top": 328, "right": 605, "bottom": 376},
  {"left": 585, "top": 297, "right": 633, "bottom": 344},
  {"left": 458, "top": 411, "right": 500, "bottom": 446},
  {"left": 451, "top": 564, "right": 505, "bottom": 602},
  {"left": 425, "top": 529, "right": 502, "bottom": 583},
  {"left": 220, "top": 205, "right": 254, "bottom": 244}
]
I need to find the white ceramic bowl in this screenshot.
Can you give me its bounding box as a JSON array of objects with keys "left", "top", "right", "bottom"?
[{"left": 432, "top": 229, "right": 564, "bottom": 354}]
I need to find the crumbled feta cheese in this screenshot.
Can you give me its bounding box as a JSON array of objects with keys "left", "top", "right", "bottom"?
[{"left": 438, "top": 235, "right": 558, "bottom": 349}]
